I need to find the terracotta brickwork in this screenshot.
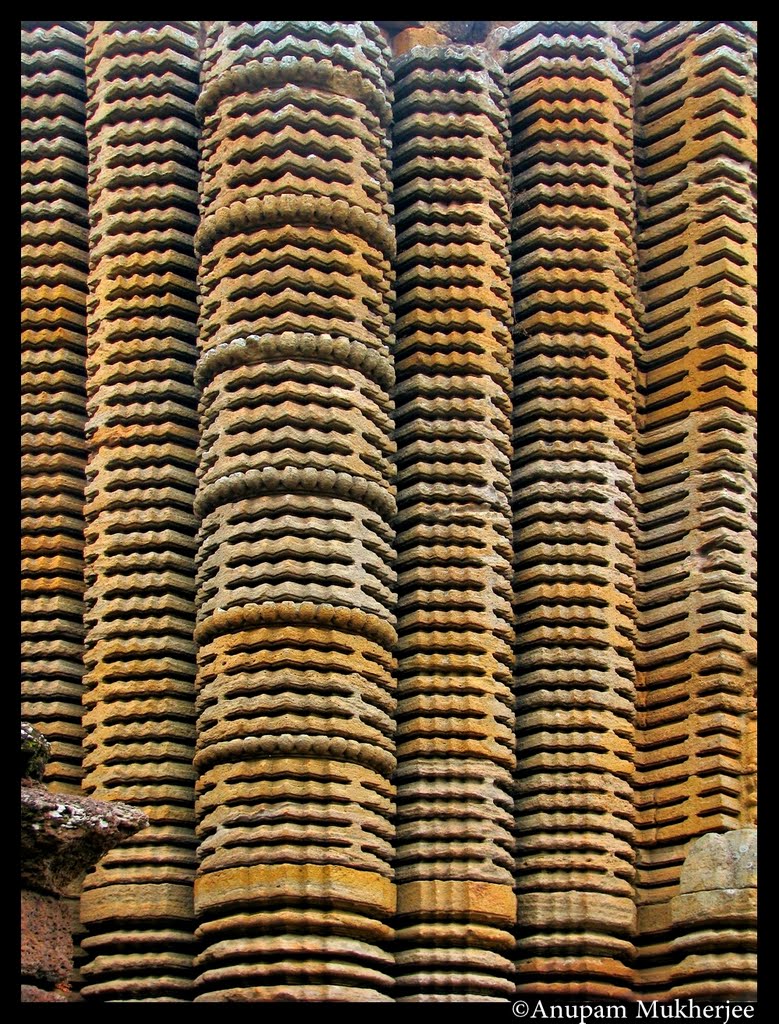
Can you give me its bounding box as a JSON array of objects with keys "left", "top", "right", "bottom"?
[{"left": 20, "top": 19, "right": 757, "bottom": 1003}]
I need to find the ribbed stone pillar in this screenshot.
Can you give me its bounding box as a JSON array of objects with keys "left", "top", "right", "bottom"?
[
  {"left": 78, "top": 20, "right": 201, "bottom": 1001},
  {"left": 495, "top": 21, "right": 642, "bottom": 998},
  {"left": 21, "top": 21, "right": 89, "bottom": 796},
  {"left": 630, "top": 20, "right": 757, "bottom": 999},
  {"left": 192, "top": 21, "right": 398, "bottom": 1001},
  {"left": 389, "top": 43, "right": 517, "bottom": 1001}
]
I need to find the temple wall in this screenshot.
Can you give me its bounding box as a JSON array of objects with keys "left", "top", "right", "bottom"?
[{"left": 20, "top": 19, "right": 757, "bottom": 1003}]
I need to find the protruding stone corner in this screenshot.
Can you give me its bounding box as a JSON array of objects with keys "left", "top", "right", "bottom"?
[
  {"left": 679, "top": 827, "right": 757, "bottom": 895},
  {"left": 21, "top": 723, "right": 149, "bottom": 1002},
  {"left": 21, "top": 721, "right": 51, "bottom": 781},
  {"left": 671, "top": 827, "right": 758, "bottom": 927},
  {"left": 669, "top": 828, "right": 757, "bottom": 1000},
  {"left": 21, "top": 722, "right": 149, "bottom": 898},
  {"left": 21, "top": 983, "right": 81, "bottom": 1003},
  {"left": 21, "top": 780, "right": 149, "bottom": 897}
]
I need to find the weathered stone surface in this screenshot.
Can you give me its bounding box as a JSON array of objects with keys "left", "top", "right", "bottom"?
[
  {"left": 21, "top": 778, "right": 147, "bottom": 895},
  {"left": 196, "top": 862, "right": 395, "bottom": 919},
  {"left": 21, "top": 889, "right": 73, "bottom": 984},
  {"left": 201, "top": 21, "right": 391, "bottom": 93},
  {"left": 679, "top": 829, "right": 757, "bottom": 895},
  {"left": 392, "top": 27, "right": 448, "bottom": 55},
  {"left": 20, "top": 983, "right": 75, "bottom": 1002},
  {"left": 195, "top": 984, "right": 392, "bottom": 1002}
]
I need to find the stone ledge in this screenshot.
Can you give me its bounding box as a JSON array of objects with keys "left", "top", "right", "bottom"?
[{"left": 21, "top": 778, "right": 148, "bottom": 896}]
